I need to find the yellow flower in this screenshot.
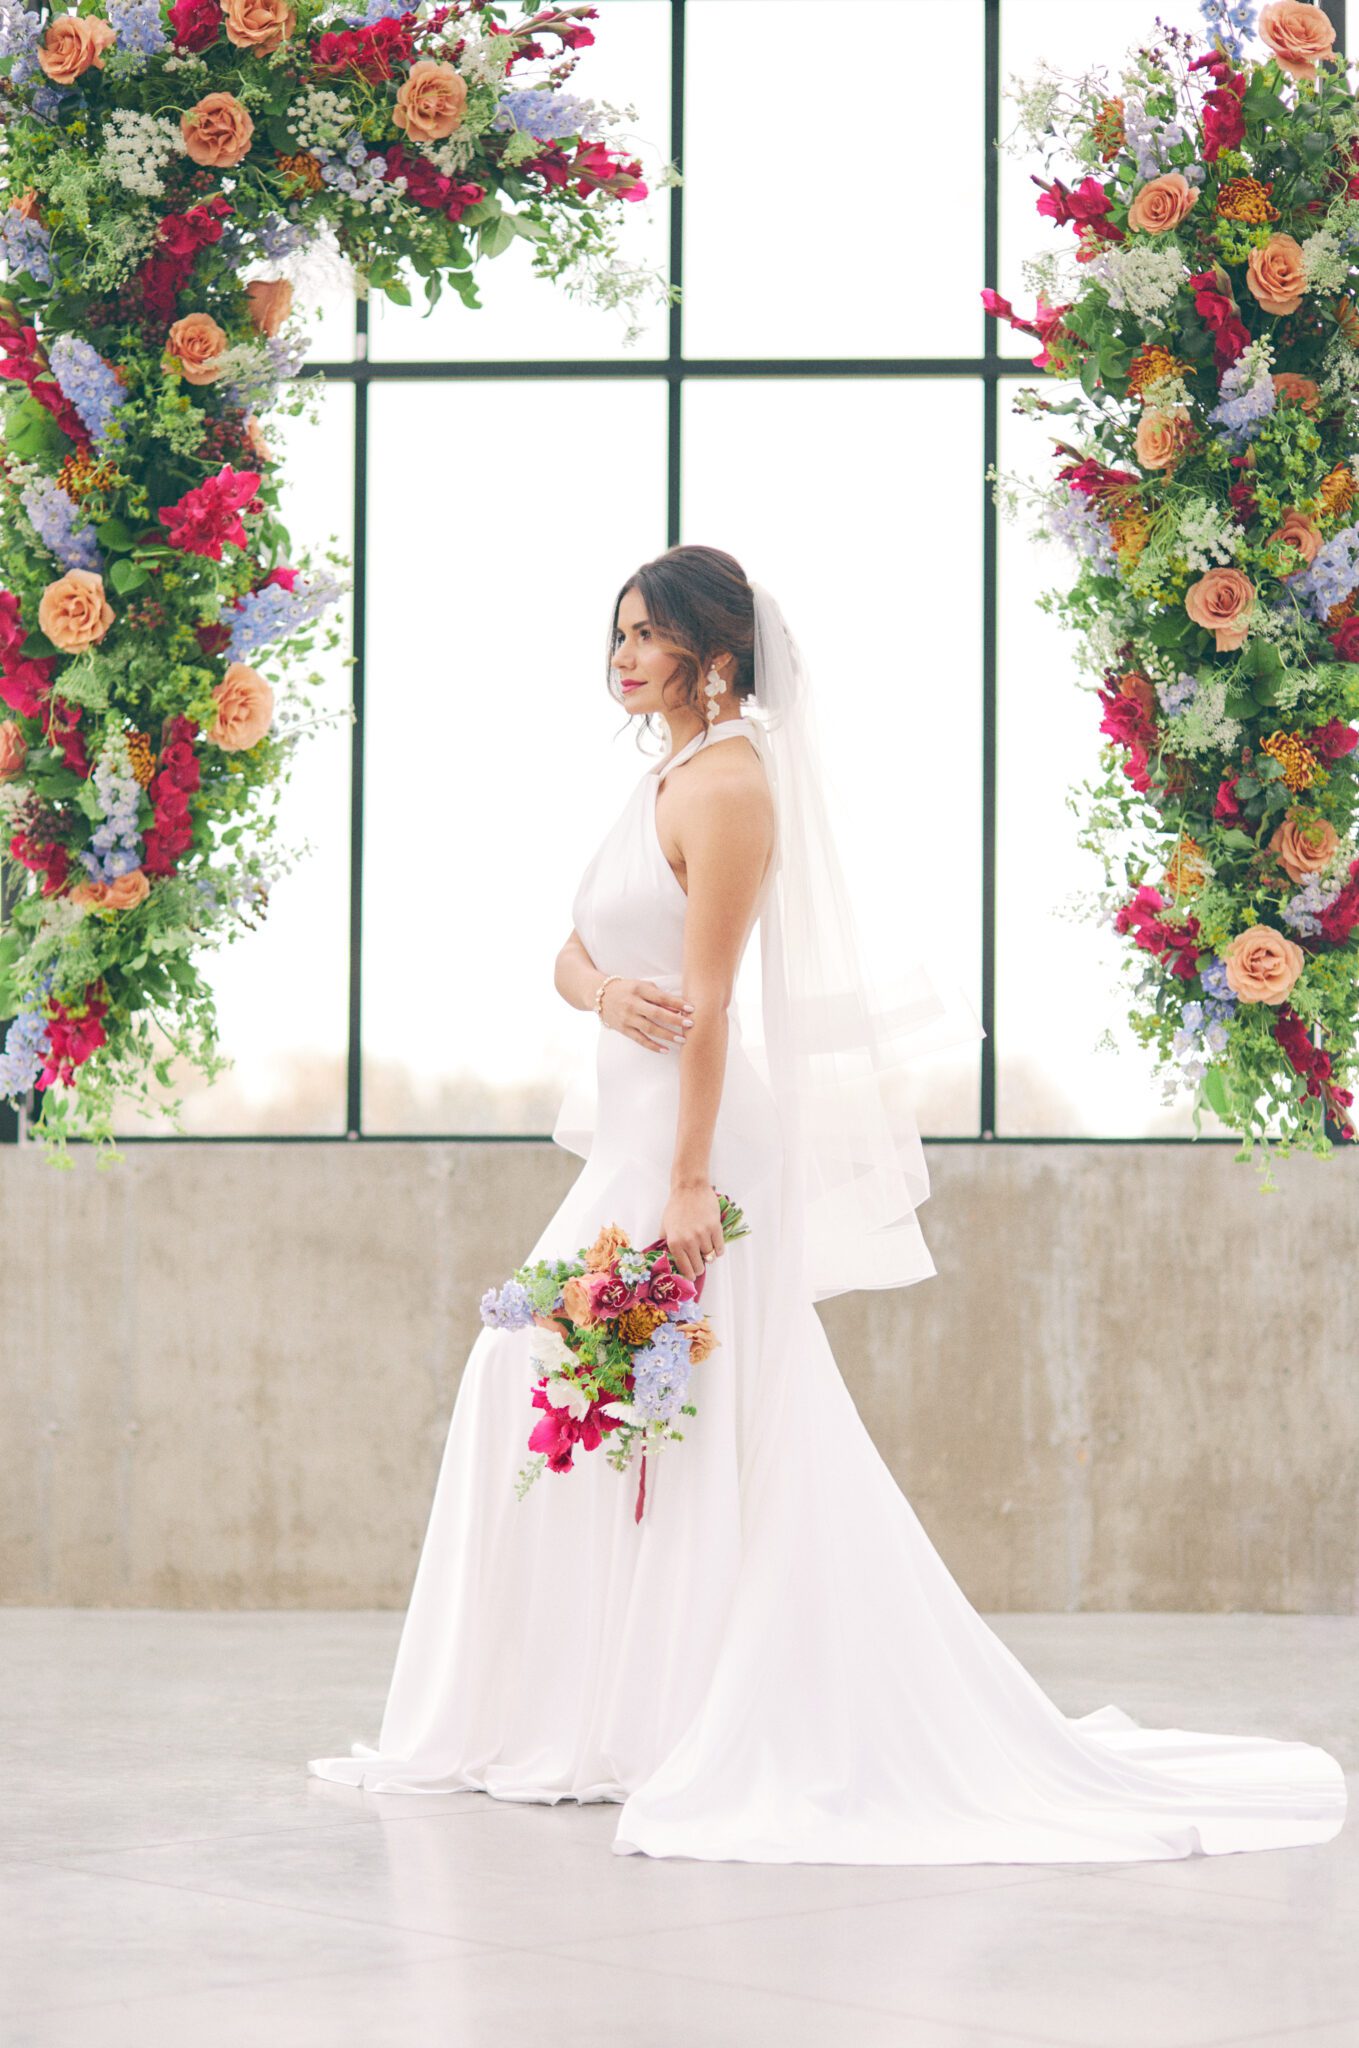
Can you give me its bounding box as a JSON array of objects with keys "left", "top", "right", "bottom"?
[{"left": 1259, "top": 730, "right": 1321, "bottom": 792}]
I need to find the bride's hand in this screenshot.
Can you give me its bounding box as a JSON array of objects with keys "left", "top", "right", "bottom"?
[
  {"left": 600, "top": 977, "right": 694, "bottom": 1053},
  {"left": 661, "top": 1181, "right": 723, "bottom": 1282}
]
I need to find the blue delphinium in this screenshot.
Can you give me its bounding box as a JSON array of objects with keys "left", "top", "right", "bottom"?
[
  {"left": 492, "top": 89, "right": 595, "bottom": 141},
  {"left": 480, "top": 1278, "right": 536, "bottom": 1330},
  {"left": 1206, "top": 347, "right": 1276, "bottom": 453},
  {"left": 1286, "top": 521, "right": 1359, "bottom": 621},
  {"left": 1281, "top": 871, "right": 1345, "bottom": 939},
  {"left": 1158, "top": 672, "right": 1199, "bottom": 716},
  {"left": 0, "top": 0, "right": 44, "bottom": 84},
  {"left": 76, "top": 734, "right": 144, "bottom": 884},
  {"left": 223, "top": 569, "right": 347, "bottom": 663},
  {"left": 1199, "top": 956, "right": 1240, "bottom": 1006},
  {"left": 48, "top": 336, "right": 128, "bottom": 449},
  {"left": 630, "top": 1320, "right": 694, "bottom": 1423},
  {"left": 20, "top": 475, "right": 101, "bottom": 573},
  {"left": 104, "top": 0, "right": 167, "bottom": 64},
  {"left": 0, "top": 970, "right": 55, "bottom": 1101},
  {"left": 1046, "top": 493, "right": 1117, "bottom": 575},
  {"left": 1199, "top": 0, "right": 1257, "bottom": 64},
  {"left": 0, "top": 208, "right": 52, "bottom": 285}
]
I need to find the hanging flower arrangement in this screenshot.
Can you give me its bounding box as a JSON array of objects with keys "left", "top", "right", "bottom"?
[
  {"left": 988, "top": 1, "right": 1359, "bottom": 1181},
  {"left": 0, "top": 0, "right": 670, "bottom": 1164}
]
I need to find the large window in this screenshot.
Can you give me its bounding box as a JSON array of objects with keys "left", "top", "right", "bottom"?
[{"left": 20, "top": 0, "right": 1331, "bottom": 1149}]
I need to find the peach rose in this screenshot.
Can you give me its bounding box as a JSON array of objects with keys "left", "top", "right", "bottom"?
[
  {"left": 1127, "top": 172, "right": 1198, "bottom": 235},
  {"left": 1184, "top": 566, "right": 1255, "bottom": 650},
  {"left": 393, "top": 60, "right": 468, "bottom": 143},
  {"left": 1259, "top": 0, "right": 1336, "bottom": 79},
  {"left": 559, "top": 1275, "right": 600, "bottom": 1325},
  {"left": 584, "top": 1221, "right": 631, "bottom": 1270},
  {"left": 1246, "top": 233, "right": 1306, "bottom": 316},
  {"left": 1116, "top": 672, "right": 1158, "bottom": 721},
  {"left": 182, "top": 92, "right": 255, "bottom": 169},
  {"left": 206, "top": 662, "right": 274, "bottom": 752},
  {"left": 242, "top": 414, "right": 273, "bottom": 465},
  {"left": 36, "top": 13, "right": 116, "bottom": 83},
  {"left": 223, "top": 0, "right": 295, "bottom": 50},
  {"left": 1135, "top": 407, "right": 1194, "bottom": 470},
  {"left": 1268, "top": 507, "right": 1322, "bottom": 568},
  {"left": 38, "top": 568, "right": 114, "bottom": 653},
  {"left": 1269, "top": 815, "right": 1340, "bottom": 885},
  {"left": 1223, "top": 925, "right": 1306, "bottom": 1004},
  {"left": 1272, "top": 371, "right": 1320, "bottom": 414},
  {"left": 11, "top": 189, "right": 39, "bottom": 221},
  {"left": 0, "top": 719, "right": 27, "bottom": 780},
  {"left": 686, "top": 1318, "right": 719, "bottom": 1363},
  {"left": 245, "top": 278, "right": 293, "bottom": 337},
  {"left": 71, "top": 869, "right": 151, "bottom": 915},
  {"left": 166, "top": 311, "right": 228, "bottom": 386}
]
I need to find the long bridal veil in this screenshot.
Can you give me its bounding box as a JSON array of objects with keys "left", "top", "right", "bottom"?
[{"left": 739, "top": 580, "right": 985, "bottom": 1302}]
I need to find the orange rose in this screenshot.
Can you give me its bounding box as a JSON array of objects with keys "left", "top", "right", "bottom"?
[
  {"left": 1246, "top": 233, "right": 1306, "bottom": 316},
  {"left": 36, "top": 13, "right": 116, "bottom": 83},
  {"left": 1127, "top": 172, "right": 1198, "bottom": 235},
  {"left": 559, "top": 1275, "right": 600, "bottom": 1325},
  {"left": 245, "top": 278, "right": 293, "bottom": 337},
  {"left": 686, "top": 1318, "right": 719, "bottom": 1363},
  {"left": 1223, "top": 925, "right": 1305, "bottom": 1004},
  {"left": 11, "top": 189, "right": 39, "bottom": 221},
  {"left": 38, "top": 568, "right": 115, "bottom": 653},
  {"left": 223, "top": 0, "right": 295, "bottom": 50},
  {"left": 393, "top": 60, "right": 468, "bottom": 143},
  {"left": 1269, "top": 815, "right": 1340, "bottom": 885},
  {"left": 584, "top": 1221, "right": 631, "bottom": 1270},
  {"left": 1135, "top": 407, "right": 1194, "bottom": 470},
  {"left": 207, "top": 662, "right": 274, "bottom": 751},
  {"left": 1184, "top": 567, "right": 1255, "bottom": 650},
  {"left": 166, "top": 311, "right": 228, "bottom": 386},
  {"left": 71, "top": 869, "right": 151, "bottom": 915},
  {"left": 1259, "top": 0, "right": 1336, "bottom": 79},
  {"left": 1267, "top": 507, "right": 1323, "bottom": 568},
  {"left": 0, "top": 719, "right": 27, "bottom": 780},
  {"left": 182, "top": 92, "right": 255, "bottom": 169},
  {"left": 1272, "top": 371, "right": 1320, "bottom": 414}
]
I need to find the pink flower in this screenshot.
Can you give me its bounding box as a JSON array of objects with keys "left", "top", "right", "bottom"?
[
  {"left": 584, "top": 1270, "right": 637, "bottom": 1318},
  {"left": 157, "top": 465, "right": 261, "bottom": 559},
  {"left": 526, "top": 1379, "right": 623, "bottom": 1473}
]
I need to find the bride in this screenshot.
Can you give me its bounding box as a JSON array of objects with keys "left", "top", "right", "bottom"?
[{"left": 309, "top": 544, "right": 1346, "bottom": 1865}]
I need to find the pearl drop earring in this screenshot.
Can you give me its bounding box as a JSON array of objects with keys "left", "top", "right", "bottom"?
[{"left": 704, "top": 662, "right": 727, "bottom": 722}]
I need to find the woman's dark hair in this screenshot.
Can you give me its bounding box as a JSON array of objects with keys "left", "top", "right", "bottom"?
[{"left": 606, "top": 544, "right": 756, "bottom": 746}]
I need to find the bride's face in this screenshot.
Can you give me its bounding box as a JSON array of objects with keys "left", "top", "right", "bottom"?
[{"left": 611, "top": 588, "right": 679, "bottom": 715}]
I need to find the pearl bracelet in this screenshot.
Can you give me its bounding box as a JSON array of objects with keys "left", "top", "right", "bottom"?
[{"left": 594, "top": 973, "right": 622, "bottom": 1024}]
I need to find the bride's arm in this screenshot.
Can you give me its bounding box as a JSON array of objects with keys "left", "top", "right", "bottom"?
[
  {"left": 669, "top": 781, "right": 774, "bottom": 1194},
  {"left": 553, "top": 928, "right": 605, "bottom": 1013}
]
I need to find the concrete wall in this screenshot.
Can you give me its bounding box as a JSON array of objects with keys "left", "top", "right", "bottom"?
[{"left": 2, "top": 1139, "right": 1355, "bottom": 1613}]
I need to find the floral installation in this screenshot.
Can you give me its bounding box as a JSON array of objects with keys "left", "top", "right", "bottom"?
[
  {"left": 987, "top": 0, "right": 1359, "bottom": 1182},
  {"left": 479, "top": 1194, "right": 750, "bottom": 1522},
  {"left": 0, "top": 0, "right": 673, "bottom": 1165}
]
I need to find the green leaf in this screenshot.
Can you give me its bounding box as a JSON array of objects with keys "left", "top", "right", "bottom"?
[
  {"left": 1218, "top": 827, "right": 1258, "bottom": 850},
  {"left": 478, "top": 215, "right": 517, "bottom": 259},
  {"left": 379, "top": 276, "right": 412, "bottom": 306},
  {"left": 1079, "top": 355, "right": 1101, "bottom": 398},
  {"left": 109, "top": 559, "right": 149, "bottom": 594},
  {"left": 1203, "top": 1066, "right": 1230, "bottom": 1118},
  {"left": 95, "top": 517, "right": 135, "bottom": 551}
]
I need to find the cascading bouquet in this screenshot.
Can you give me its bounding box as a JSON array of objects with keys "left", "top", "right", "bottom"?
[
  {"left": 0, "top": 0, "right": 671, "bottom": 1164},
  {"left": 986, "top": 0, "right": 1359, "bottom": 1182},
  {"left": 479, "top": 1192, "right": 750, "bottom": 1522}
]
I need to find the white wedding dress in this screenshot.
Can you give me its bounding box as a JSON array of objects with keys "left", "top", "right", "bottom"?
[{"left": 309, "top": 717, "right": 1347, "bottom": 1864}]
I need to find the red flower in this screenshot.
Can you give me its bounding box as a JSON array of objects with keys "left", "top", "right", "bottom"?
[
  {"left": 1319, "top": 861, "right": 1359, "bottom": 945},
  {"left": 1274, "top": 1004, "right": 1356, "bottom": 1134},
  {"left": 527, "top": 1377, "right": 623, "bottom": 1473},
  {"left": 0, "top": 313, "right": 89, "bottom": 447},
  {"left": 0, "top": 588, "right": 56, "bottom": 718},
  {"left": 1188, "top": 269, "right": 1250, "bottom": 368},
  {"left": 313, "top": 14, "right": 415, "bottom": 80},
  {"left": 1228, "top": 475, "right": 1259, "bottom": 523},
  {"left": 1055, "top": 453, "right": 1140, "bottom": 501},
  {"left": 1033, "top": 173, "right": 1122, "bottom": 243},
  {"left": 1189, "top": 49, "right": 1247, "bottom": 160},
  {"left": 1328, "top": 618, "right": 1359, "bottom": 662},
  {"left": 980, "top": 288, "right": 1078, "bottom": 370},
  {"left": 1113, "top": 885, "right": 1203, "bottom": 979},
  {"left": 1307, "top": 716, "right": 1359, "bottom": 759},
  {"left": 38, "top": 984, "right": 110, "bottom": 1090},
  {"left": 168, "top": 0, "right": 218, "bottom": 48},
  {"left": 157, "top": 465, "right": 261, "bottom": 559},
  {"left": 1214, "top": 775, "right": 1244, "bottom": 824}
]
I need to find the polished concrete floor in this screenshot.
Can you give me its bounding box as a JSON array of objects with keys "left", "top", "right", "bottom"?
[{"left": 1, "top": 1610, "right": 1354, "bottom": 2048}]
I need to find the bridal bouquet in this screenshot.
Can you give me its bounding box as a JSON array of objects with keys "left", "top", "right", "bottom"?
[
  {"left": 479, "top": 1193, "right": 750, "bottom": 1521},
  {"left": 986, "top": 0, "right": 1359, "bottom": 1179}
]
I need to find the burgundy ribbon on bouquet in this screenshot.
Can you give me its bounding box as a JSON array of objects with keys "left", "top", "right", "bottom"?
[{"left": 633, "top": 1237, "right": 708, "bottom": 1525}]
